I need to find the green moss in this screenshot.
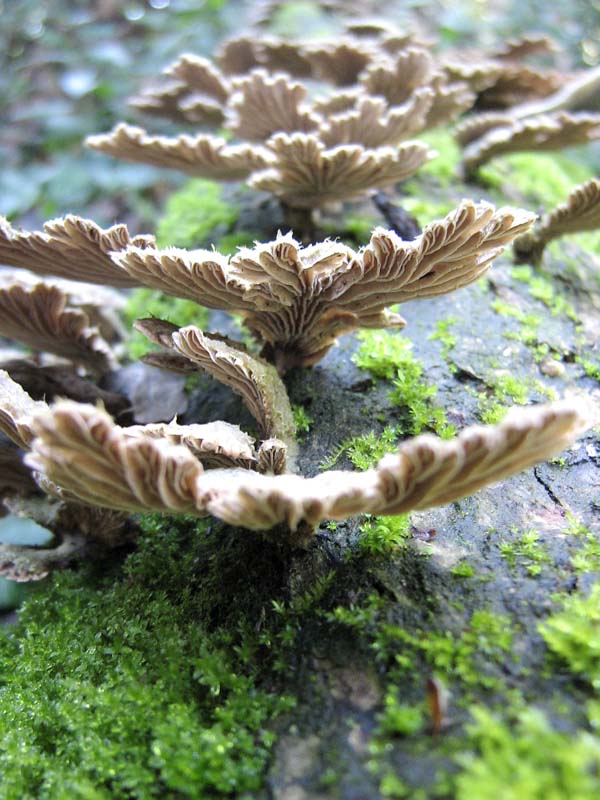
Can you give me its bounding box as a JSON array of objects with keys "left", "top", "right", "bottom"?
[
  {"left": 217, "top": 231, "right": 261, "bottom": 255},
  {"left": 354, "top": 331, "right": 456, "bottom": 438},
  {"left": 499, "top": 528, "right": 551, "bottom": 577},
  {"left": 335, "top": 599, "right": 516, "bottom": 695},
  {"left": 576, "top": 356, "right": 600, "bottom": 382},
  {"left": 563, "top": 515, "right": 600, "bottom": 574},
  {"left": 377, "top": 692, "right": 424, "bottom": 737},
  {"left": 406, "top": 129, "right": 461, "bottom": 189},
  {"left": 320, "top": 426, "right": 398, "bottom": 470},
  {"left": 454, "top": 705, "right": 600, "bottom": 800},
  {"left": 476, "top": 370, "right": 534, "bottom": 424},
  {"left": 451, "top": 561, "right": 476, "bottom": 579},
  {"left": 480, "top": 152, "right": 593, "bottom": 208},
  {"left": 343, "top": 215, "right": 378, "bottom": 243},
  {"left": 540, "top": 582, "right": 600, "bottom": 689},
  {"left": 401, "top": 195, "right": 457, "bottom": 223},
  {"left": 346, "top": 427, "right": 398, "bottom": 469},
  {"left": 357, "top": 515, "right": 412, "bottom": 557},
  {"left": 511, "top": 265, "right": 577, "bottom": 322},
  {"left": 491, "top": 299, "right": 549, "bottom": 359},
  {"left": 0, "top": 516, "right": 297, "bottom": 798},
  {"left": 155, "top": 179, "right": 238, "bottom": 249},
  {"left": 429, "top": 317, "right": 457, "bottom": 366},
  {"left": 123, "top": 288, "right": 209, "bottom": 359},
  {"left": 353, "top": 331, "right": 414, "bottom": 381},
  {"left": 292, "top": 403, "right": 313, "bottom": 439}
]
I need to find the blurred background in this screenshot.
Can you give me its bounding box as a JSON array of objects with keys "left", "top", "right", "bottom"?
[{"left": 1, "top": 0, "right": 599, "bottom": 232}]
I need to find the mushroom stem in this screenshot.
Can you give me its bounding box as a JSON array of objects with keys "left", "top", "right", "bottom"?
[{"left": 281, "top": 203, "right": 316, "bottom": 243}]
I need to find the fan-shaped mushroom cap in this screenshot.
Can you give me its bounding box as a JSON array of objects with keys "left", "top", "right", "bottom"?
[
  {"left": 227, "top": 70, "right": 320, "bottom": 141},
  {"left": 0, "top": 371, "right": 46, "bottom": 450},
  {"left": 0, "top": 214, "right": 150, "bottom": 288},
  {"left": 86, "top": 123, "right": 272, "bottom": 181},
  {"left": 136, "top": 320, "right": 296, "bottom": 468},
  {"left": 251, "top": 132, "right": 431, "bottom": 208},
  {"left": 113, "top": 202, "right": 534, "bottom": 372},
  {"left": 0, "top": 282, "right": 116, "bottom": 373},
  {"left": 461, "top": 111, "right": 600, "bottom": 175},
  {"left": 514, "top": 178, "right": 600, "bottom": 263},
  {"left": 26, "top": 401, "right": 587, "bottom": 543},
  {"left": 27, "top": 402, "right": 204, "bottom": 514}
]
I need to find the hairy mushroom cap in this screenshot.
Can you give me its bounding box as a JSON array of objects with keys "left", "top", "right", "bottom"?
[
  {"left": 461, "top": 112, "right": 600, "bottom": 175},
  {"left": 0, "top": 282, "right": 116, "bottom": 373},
  {"left": 250, "top": 132, "right": 432, "bottom": 208},
  {"left": 318, "top": 90, "right": 435, "bottom": 148},
  {"left": 514, "top": 178, "right": 600, "bottom": 263},
  {"left": 27, "top": 402, "right": 204, "bottom": 514},
  {"left": 112, "top": 202, "right": 535, "bottom": 372},
  {"left": 86, "top": 123, "right": 272, "bottom": 181},
  {"left": 26, "top": 401, "right": 587, "bottom": 543},
  {"left": 124, "top": 419, "right": 259, "bottom": 471},
  {"left": 361, "top": 47, "right": 434, "bottom": 106},
  {"left": 136, "top": 320, "right": 296, "bottom": 469},
  {"left": 0, "top": 214, "right": 150, "bottom": 288},
  {"left": 307, "top": 40, "right": 373, "bottom": 86},
  {"left": 132, "top": 54, "right": 231, "bottom": 126},
  {"left": 0, "top": 370, "right": 46, "bottom": 450},
  {"left": 227, "top": 70, "right": 320, "bottom": 141}
]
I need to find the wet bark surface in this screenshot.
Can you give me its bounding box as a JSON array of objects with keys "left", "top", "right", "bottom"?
[{"left": 256, "top": 244, "right": 599, "bottom": 798}]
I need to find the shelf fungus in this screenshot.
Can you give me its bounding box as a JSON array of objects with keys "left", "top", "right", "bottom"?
[
  {"left": 0, "top": 214, "right": 152, "bottom": 288},
  {"left": 136, "top": 319, "right": 297, "bottom": 470},
  {"left": 459, "top": 111, "right": 600, "bottom": 177},
  {"left": 26, "top": 400, "right": 587, "bottom": 548},
  {"left": 111, "top": 201, "right": 535, "bottom": 372},
  {"left": 0, "top": 372, "right": 133, "bottom": 581},
  {"left": 0, "top": 280, "right": 117, "bottom": 374},
  {"left": 88, "top": 43, "right": 474, "bottom": 232},
  {"left": 87, "top": 124, "right": 272, "bottom": 182},
  {"left": 514, "top": 178, "right": 600, "bottom": 264}
]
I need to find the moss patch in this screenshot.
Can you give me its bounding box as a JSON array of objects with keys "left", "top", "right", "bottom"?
[
  {"left": 540, "top": 582, "right": 600, "bottom": 689},
  {"left": 480, "top": 151, "right": 593, "bottom": 208},
  {"left": 354, "top": 331, "right": 456, "bottom": 438},
  {"left": 0, "top": 516, "right": 296, "bottom": 798},
  {"left": 156, "top": 179, "right": 238, "bottom": 249},
  {"left": 454, "top": 705, "right": 600, "bottom": 800}
]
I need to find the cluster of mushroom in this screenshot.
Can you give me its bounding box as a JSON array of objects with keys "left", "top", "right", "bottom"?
[
  {"left": 86, "top": 24, "right": 477, "bottom": 234},
  {"left": 0, "top": 198, "right": 589, "bottom": 578},
  {"left": 85, "top": 20, "right": 600, "bottom": 253}
]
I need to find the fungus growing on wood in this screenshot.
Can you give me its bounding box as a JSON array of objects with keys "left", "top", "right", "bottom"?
[
  {"left": 0, "top": 203, "right": 534, "bottom": 374},
  {"left": 460, "top": 112, "right": 600, "bottom": 178},
  {"left": 26, "top": 400, "right": 587, "bottom": 547},
  {"left": 87, "top": 124, "right": 271, "bottom": 181},
  {"left": 89, "top": 36, "right": 479, "bottom": 238},
  {"left": 112, "top": 201, "right": 535, "bottom": 372},
  {"left": 136, "top": 319, "right": 296, "bottom": 469},
  {"left": 0, "top": 281, "right": 116, "bottom": 374},
  {"left": 0, "top": 214, "right": 152, "bottom": 287},
  {"left": 514, "top": 178, "right": 600, "bottom": 264},
  {"left": 0, "top": 373, "right": 133, "bottom": 579}
]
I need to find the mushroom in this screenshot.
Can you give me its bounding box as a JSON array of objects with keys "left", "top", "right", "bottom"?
[
  {"left": 460, "top": 112, "right": 600, "bottom": 178},
  {"left": 111, "top": 201, "right": 534, "bottom": 373},
  {"left": 514, "top": 178, "right": 600, "bottom": 264},
  {"left": 26, "top": 400, "right": 587, "bottom": 547}
]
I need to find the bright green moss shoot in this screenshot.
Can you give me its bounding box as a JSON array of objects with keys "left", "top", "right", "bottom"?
[
  {"left": 540, "top": 582, "right": 600, "bottom": 690},
  {"left": 480, "top": 151, "right": 592, "bottom": 207},
  {"left": 455, "top": 705, "right": 600, "bottom": 800},
  {"left": 354, "top": 331, "right": 456, "bottom": 438},
  {"left": 123, "top": 288, "right": 208, "bottom": 359},
  {"left": 0, "top": 516, "right": 295, "bottom": 799},
  {"left": 155, "top": 179, "right": 238, "bottom": 249}
]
